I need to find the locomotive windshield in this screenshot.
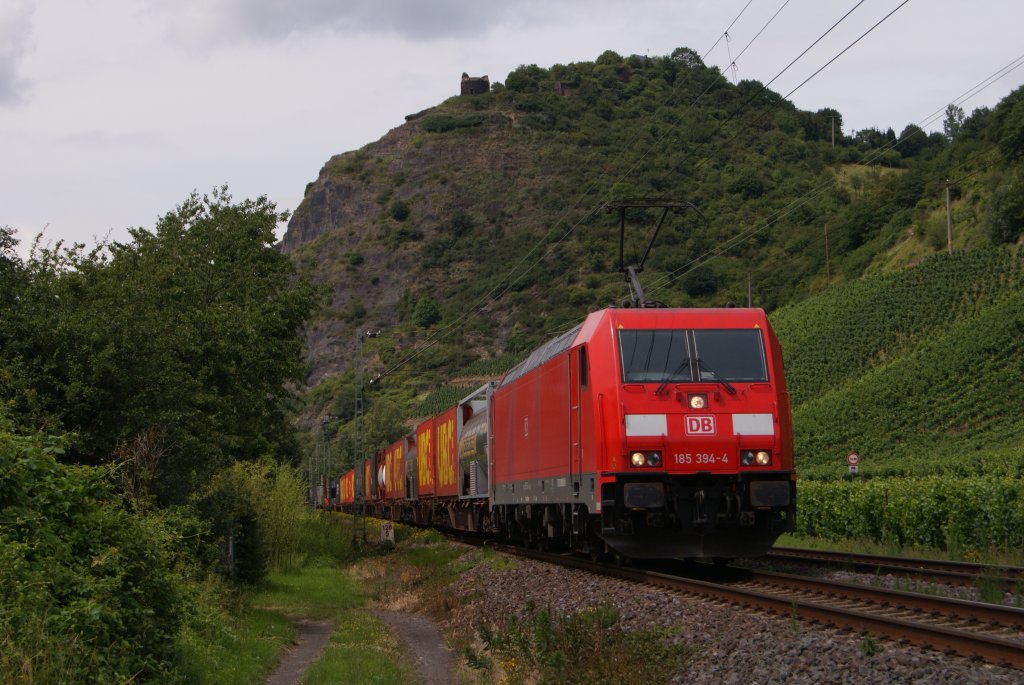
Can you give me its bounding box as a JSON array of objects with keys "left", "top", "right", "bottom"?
[{"left": 619, "top": 329, "right": 768, "bottom": 384}]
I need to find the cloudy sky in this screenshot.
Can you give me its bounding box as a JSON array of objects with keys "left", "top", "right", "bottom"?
[{"left": 2, "top": 0, "right": 1022, "bottom": 256}]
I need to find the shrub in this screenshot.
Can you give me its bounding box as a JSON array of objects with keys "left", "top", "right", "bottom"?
[
  {"left": 0, "top": 418, "right": 193, "bottom": 683},
  {"left": 390, "top": 200, "right": 410, "bottom": 222},
  {"left": 420, "top": 113, "right": 485, "bottom": 133},
  {"left": 413, "top": 298, "right": 442, "bottom": 328},
  {"left": 477, "top": 603, "right": 690, "bottom": 684}
]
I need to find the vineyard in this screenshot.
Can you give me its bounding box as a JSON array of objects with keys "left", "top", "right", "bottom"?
[
  {"left": 773, "top": 247, "right": 1024, "bottom": 550},
  {"left": 797, "top": 476, "right": 1024, "bottom": 554},
  {"left": 772, "top": 246, "right": 1024, "bottom": 406}
]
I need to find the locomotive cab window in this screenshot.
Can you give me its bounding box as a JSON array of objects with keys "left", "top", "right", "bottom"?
[
  {"left": 619, "top": 330, "right": 692, "bottom": 383},
  {"left": 619, "top": 329, "right": 768, "bottom": 383},
  {"left": 693, "top": 330, "right": 768, "bottom": 382}
]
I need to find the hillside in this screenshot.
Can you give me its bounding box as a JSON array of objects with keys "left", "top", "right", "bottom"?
[
  {"left": 281, "top": 46, "right": 1024, "bottom": 465},
  {"left": 772, "top": 247, "right": 1024, "bottom": 479}
]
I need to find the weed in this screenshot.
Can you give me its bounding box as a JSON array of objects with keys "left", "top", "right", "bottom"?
[
  {"left": 975, "top": 567, "right": 1008, "bottom": 605},
  {"left": 476, "top": 602, "right": 690, "bottom": 685},
  {"left": 861, "top": 632, "right": 881, "bottom": 657},
  {"left": 463, "top": 645, "right": 492, "bottom": 671}
]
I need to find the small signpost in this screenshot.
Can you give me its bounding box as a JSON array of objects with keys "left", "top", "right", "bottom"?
[
  {"left": 847, "top": 451, "right": 860, "bottom": 474},
  {"left": 380, "top": 521, "right": 395, "bottom": 545}
]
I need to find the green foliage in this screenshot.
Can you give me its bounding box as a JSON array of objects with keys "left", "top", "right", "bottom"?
[
  {"left": 415, "top": 385, "right": 476, "bottom": 417},
  {"left": 389, "top": 199, "right": 410, "bottom": 221},
  {"left": 4, "top": 187, "right": 319, "bottom": 503},
  {"left": 0, "top": 414, "right": 193, "bottom": 683},
  {"left": 302, "top": 611, "right": 412, "bottom": 685},
  {"left": 772, "top": 248, "right": 1024, "bottom": 406},
  {"left": 797, "top": 476, "right": 1024, "bottom": 553},
  {"left": 447, "top": 210, "right": 476, "bottom": 237},
  {"left": 476, "top": 603, "right": 690, "bottom": 684},
  {"left": 200, "top": 462, "right": 328, "bottom": 580},
  {"left": 421, "top": 113, "right": 485, "bottom": 133},
  {"left": 989, "top": 85, "right": 1024, "bottom": 162},
  {"left": 177, "top": 583, "right": 293, "bottom": 685},
  {"left": 413, "top": 297, "right": 442, "bottom": 327},
  {"left": 984, "top": 171, "right": 1024, "bottom": 243}
]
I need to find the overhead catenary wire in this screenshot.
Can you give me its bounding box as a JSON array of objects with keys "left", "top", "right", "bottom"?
[
  {"left": 374, "top": 0, "right": 927, "bottom": 381},
  {"left": 376, "top": 3, "right": 791, "bottom": 381},
  {"left": 703, "top": 0, "right": 757, "bottom": 61},
  {"left": 643, "top": 51, "right": 1024, "bottom": 301}
]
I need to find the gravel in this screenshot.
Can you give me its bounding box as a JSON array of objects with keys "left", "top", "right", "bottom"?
[{"left": 444, "top": 554, "right": 1023, "bottom": 684}]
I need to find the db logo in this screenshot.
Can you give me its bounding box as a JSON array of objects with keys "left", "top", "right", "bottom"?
[{"left": 685, "top": 415, "right": 716, "bottom": 435}]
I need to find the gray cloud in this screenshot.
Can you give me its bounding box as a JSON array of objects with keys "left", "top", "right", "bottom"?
[
  {"left": 0, "top": 0, "right": 33, "bottom": 105},
  {"left": 161, "top": 0, "right": 559, "bottom": 44}
]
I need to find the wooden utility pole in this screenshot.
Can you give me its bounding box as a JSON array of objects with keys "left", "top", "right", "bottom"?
[
  {"left": 747, "top": 271, "right": 752, "bottom": 307},
  {"left": 945, "top": 179, "right": 953, "bottom": 254},
  {"left": 831, "top": 116, "right": 835, "bottom": 148}
]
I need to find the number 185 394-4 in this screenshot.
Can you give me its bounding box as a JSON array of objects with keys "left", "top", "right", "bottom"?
[{"left": 673, "top": 453, "right": 730, "bottom": 466}]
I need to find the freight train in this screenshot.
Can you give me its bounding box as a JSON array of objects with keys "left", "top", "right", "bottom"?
[{"left": 316, "top": 305, "right": 795, "bottom": 561}]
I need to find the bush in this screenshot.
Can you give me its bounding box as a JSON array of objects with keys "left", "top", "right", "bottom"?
[
  {"left": 797, "top": 476, "right": 1024, "bottom": 552},
  {"left": 413, "top": 297, "right": 442, "bottom": 328},
  {"left": 0, "top": 418, "right": 193, "bottom": 683},
  {"left": 475, "top": 602, "right": 689, "bottom": 684},
  {"left": 420, "top": 113, "right": 485, "bottom": 133},
  {"left": 390, "top": 200, "right": 410, "bottom": 222},
  {"left": 199, "top": 462, "right": 314, "bottom": 579}
]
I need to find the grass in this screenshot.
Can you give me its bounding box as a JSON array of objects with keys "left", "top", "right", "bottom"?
[
  {"left": 775, "top": 533, "right": 1024, "bottom": 567},
  {"left": 178, "top": 580, "right": 295, "bottom": 685},
  {"left": 254, "top": 565, "right": 367, "bottom": 620},
  {"left": 302, "top": 611, "right": 414, "bottom": 685},
  {"left": 472, "top": 603, "right": 692, "bottom": 685},
  {"left": 242, "top": 561, "right": 419, "bottom": 685},
  {"left": 180, "top": 513, "right": 416, "bottom": 685}
]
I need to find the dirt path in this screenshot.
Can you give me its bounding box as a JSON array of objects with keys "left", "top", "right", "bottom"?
[
  {"left": 265, "top": 619, "right": 333, "bottom": 685},
  {"left": 374, "top": 610, "right": 456, "bottom": 685}
]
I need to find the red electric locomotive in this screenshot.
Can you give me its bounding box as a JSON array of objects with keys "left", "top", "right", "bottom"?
[
  {"left": 489, "top": 306, "right": 794, "bottom": 560},
  {"left": 333, "top": 201, "right": 795, "bottom": 560}
]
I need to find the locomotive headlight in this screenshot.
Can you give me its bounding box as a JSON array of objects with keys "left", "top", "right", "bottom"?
[
  {"left": 629, "top": 451, "right": 662, "bottom": 467},
  {"left": 741, "top": 450, "right": 773, "bottom": 466},
  {"left": 688, "top": 393, "right": 708, "bottom": 409}
]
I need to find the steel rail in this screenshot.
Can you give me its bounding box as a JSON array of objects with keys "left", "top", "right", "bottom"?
[
  {"left": 765, "top": 547, "right": 1024, "bottom": 591},
  {"left": 486, "top": 544, "right": 1024, "bottom": 670},
  {"left": 738, "top": 568, "right": 1024, "bottom": 630}
]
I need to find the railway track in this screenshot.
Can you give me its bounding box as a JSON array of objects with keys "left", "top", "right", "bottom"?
[
  {"left": 763, "top": 546, "right": 1024, "bottom": 592},
  {"left": 480, "top": 543, "right": 1024, "bottom": 669}
]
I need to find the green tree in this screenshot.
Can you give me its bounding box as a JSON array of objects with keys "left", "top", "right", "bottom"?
[
  {"left": 943, "top": 103, "right": 965, "bottom": 140},
  {"left": 984, "top": 171, "right": 1024, "bottom": 243},
  {"left": 5, "top": 187, "right": 319, "bottom": 503},
  {"left": 413, "top": 297, "right": 442, "bottom": 327},
  {"left": 989, "top": 85, "right": 1024, "bottom": 161},
  {"left": 0, "top": 409, "right": 193, "bottom": 682}
]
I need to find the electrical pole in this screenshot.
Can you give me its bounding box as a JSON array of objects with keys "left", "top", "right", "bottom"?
[
  {"left": 352, "top": 329, "right": 381, "bottom": 546},
  {"left": 747, "top": 271, "right": 752, "bottom": 307},
  {"left": 831, "top": 116, "right": 835, "bottom": 148},
  {"left": 945, "top": 179, "right": 953, "bottom": 254}
]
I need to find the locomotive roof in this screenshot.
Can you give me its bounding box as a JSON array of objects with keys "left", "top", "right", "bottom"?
[
  {"left": 498, "top": 307, "right": 770, "bottom": 388},
  {"left": 499, "top": 323, "right": 582, "bottom": 387}
]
